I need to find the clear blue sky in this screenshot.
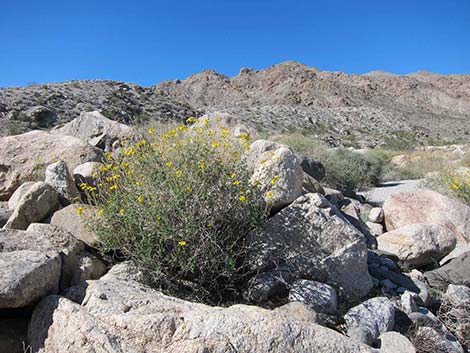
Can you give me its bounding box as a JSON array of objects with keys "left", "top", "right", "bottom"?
[{"left": 1, "top": 0, "right": 469, "bottom": 87}]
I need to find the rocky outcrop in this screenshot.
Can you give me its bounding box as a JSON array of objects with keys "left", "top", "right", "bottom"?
[
  {"left": 44, "top": 160, "right": 80, "bottom": 204},
  {"left": 247, "top": 193, "right": 372, "bottom": 302},
  {"left": 288, "top": 279, "right": 338, "bottom": 314},
  {"left": 53, "top": 111, "right": 134, "bottom": 151},
  {"left": 0, "top": 130, "right": 103, "bottom": 200},
  {"left": 383, "top": 190, "right": 470, "bottom": 244},
  {"left": 425, "top": 252, "right": 470, "bottom": 290},
  {"left": 28, "top": 270, "right": 377, "bottom": 353},
  {"left": 377, "top": 223, "right": 456, "bottom": 267},
  {"left": 3, "top": 182, "right": 59, "bottom": 230}
]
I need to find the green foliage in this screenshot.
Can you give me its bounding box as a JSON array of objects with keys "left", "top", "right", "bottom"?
[
  {"left": 424, "top": 169, "right": 470, "bottom": 205},
  {"left": 88, "top": 120, "right": 268, "bottom": 304},
  {"left": 382, "top": 130, "right": 420, "bottom": 151}
]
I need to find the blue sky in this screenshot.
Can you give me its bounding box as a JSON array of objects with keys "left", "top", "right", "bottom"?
[{"left": 1, "top": 0, "right": 469, "bottom": 87}]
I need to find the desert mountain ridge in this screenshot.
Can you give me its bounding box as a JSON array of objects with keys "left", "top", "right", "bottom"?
[{"left": 1, "top": 60, "right": 470, "bottom": 147}]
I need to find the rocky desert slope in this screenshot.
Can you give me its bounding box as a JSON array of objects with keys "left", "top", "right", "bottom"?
[
  {"left": 0, "top": 112, "right": 469, "bottom": 353},
  {"left": 2, "top": 61, "right": 470, "bottom": 146}
]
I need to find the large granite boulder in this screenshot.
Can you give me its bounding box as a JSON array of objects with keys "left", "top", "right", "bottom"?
[
  {"left": 45, "top": 160, "right": 80, "bottom": 204},
  {"left": 383, "top": 190, "right": 470, "bottom": 244},
  {"left": 376, "top": 223, "right": 456, "bottom": 267},
  {"left": 3, "top": 182, "right": 59, "bottom": 230},
  {"left": 0, "top": 130, "right": 103, "bottom": 201},
  {"left": 28, "top": 270, "right": 377, "bottom": 353},
  {"left": 425, "top": 252, "right": 470, "bottom": 290},
  {"left": 247, "top": 193, "right": 372, "bottom": 303},
  {"left": 53, "top": 111, "right": 134, "bottom": 151}
]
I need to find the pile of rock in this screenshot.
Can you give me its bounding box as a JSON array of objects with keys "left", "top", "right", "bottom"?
[{"left": 0, "top": 113, "right": 468, "bottom": 353}]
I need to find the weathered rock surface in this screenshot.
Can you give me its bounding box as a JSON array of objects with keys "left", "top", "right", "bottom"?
[
  {"left": 247, "top": 193, "right": 372, "bottom": 302},
  {"left": 3, "top": 182, "right": 59, "bottom": 230},
  {"left": 377, "top": 332, "right": 415, "bottom": 353},
  {"left": 250, "top": 145, "right": 304, "bottom": 209},
  {"left": 299, "top": 155, "right": 325, "bottom": 181},
  {"left": 0, "top": 130, "right": 103, "bottom": 200},
  {"left": 383, "top": 190, "right": 470, "bottom": 244},
  {"left": 425, "top": 252, "right": 470, "bottom": 290},
  {"left": 288, "top": 279, "right": 338, "bottom": 314},
  {"left": 377, "top": 223, "right": 456, "bottom": 267},
  {"left": 0, "top": 201, "right": 11, "bottom": 227},
  {"left": 7, "top": 182, "right": 35, "bottom": 210},
  {"left": 29, "top": 271, "right": 377, "bottom": 353},
  {"left": 344, "top": 297, "right": 395, "bottom": 345},
  {"left": 73, "top": 162, "right": 103, "bottom": 188},
  {"left": 0, "top": 250, "right": 61, "bottom": 308},
  {"left": 53, "top": 111, "right": 134, "bottom": 151},
  {"left": 45, "top": 160, "right": 80, "bottom": 204},
  {"left": 368, "top": 207, "right": 384, "bottom": 224},
  {"left": 50, "top": 204, "right": 100, "bottom": 248}
]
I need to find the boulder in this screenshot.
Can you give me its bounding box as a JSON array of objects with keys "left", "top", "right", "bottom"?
[
  {"left": 73, "top": 161, "right": 103, "bottom": 188},
  {"left": 28, "top": 272, "right": 377, "bottom": 353},
  {"left": 3, "top": 182, "right": 59, "bottom": 230},
  {"left": 383, "top": 190, "right": 470, "bottom": 244},
  {"left": 409, "top": 327, "right": 464, "bottom": 353},
  {"left": 377, "top": 332, "right": 415, "bottom": 353},
  {"left": 376, "top": 223, "right": 456, "bottom": 267},
  {"left": 7, "top": 182, "right": 35, "bottom": 210},
  {"left": 368, "top": 207, "right": 384, "bottom": 224},
  {"left": 250, "top": 146, "right": 304, "bottom": 210},
  {"left": 50, "top": 204, "right": 100, "bottom": 248},
  {"left": 400, "top": 291, "right": 418, "bottom": 314},
  {"left": 247, "top": 193, "right": 372, "bottom": 302},
  {"left": 288, "top": 279, "right": 338, "bottom": 314},
  {"left": 53, "top": 111, "right": 134, "bottom": 151},
  {"left": 443, "top": 284, "right": 470, "bottom": 305},
  {"left": 302, "top": 173, "right": 325, "bottom": 194},
  {"left": 366, "top": 222, "right": 384, "bottom": 237},
  {"left": 0, "top": 250, "right": 61, "bottom": 308},
  {"left": 425, "top": 252, "right": 470, "bottom": 290},
  {"left": 299, "top": 155, "right": 325, "bottom": 181},
  {"left": 0, "top": 201, "right": 11, "bottom": 227},
  {"left": 246, "top": 139, "right": 286, "bottom": 170},
  {"left": 45, "top": 160, "right": 80, "bottom": 204},
  {"left": 344, "top": 297, "right": 395, "bottom": 345},
  {"left": 0, "top": 130, "right": 103, "bottom": 201}
]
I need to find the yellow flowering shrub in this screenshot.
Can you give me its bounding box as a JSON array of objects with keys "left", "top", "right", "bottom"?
[
  {"left": 424, "top": 169, "right": 470, "bottom": 205},
  {"left": 88, "top": 119, "right": 268, "bottom": 304}
]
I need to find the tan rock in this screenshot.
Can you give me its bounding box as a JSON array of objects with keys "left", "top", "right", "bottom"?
[{"left": 383, "top": 190, "right": 470, "bottom": 244}]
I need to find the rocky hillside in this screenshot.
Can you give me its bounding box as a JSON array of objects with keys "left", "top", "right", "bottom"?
[
  {"left": 155, "top": 61, "right": 470, "bottom": 146},
  {"left": 1, "top": 61, "right": 470, "bottom": 146},
  {"left": 0, "top": 80, "right": 198, "bottom": 136}
]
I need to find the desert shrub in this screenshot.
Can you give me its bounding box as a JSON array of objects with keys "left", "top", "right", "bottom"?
[
  {"left": 424, "top": 169, "right": 470, "bottom": 205},
  {"left": 269, "top": 133, "right": 329, "bottom": 160},
  {"left": 438, "top": 294, "right": 470, "bottom": 350},
  {"left": 382, "top": 130, "right": 420, "bottom": 151},
  {"left": 88, "top": 118, "right": 268, "bottom": 304},
  {"left": 406, "top": 325, "right": 453, "bottom": 353},
  {"left": 323, "top": 149, "right": 386, "bottom": 195}
]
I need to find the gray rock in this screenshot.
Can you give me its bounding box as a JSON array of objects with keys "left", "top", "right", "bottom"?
[
  {"left": 299, "top": 155, "right": 325, "bottom": 181},
  {"left": 248, "top": 193, "right": 372, "bottom": 303},
  {"left": 0, "top": 202, "right": 11, "bottom": 227},
  {"left": 50, "top": 204, "right": 100, "bottom": 248},
  {"left": 0, "top": 250, "right": 61, "bottom": 308},
  {"left": 400, "top": 291, "right": 418, "bottom": 314},
  {"left": 73, "top": 161, "right": 103, "bottom": 188},
  {"left": 439, "top": 244, "right": 470, "bottom": 266},
  {"left": 29, "top": 273, "right": 377, "bottom": 353},
  {"left": 324, "top": 187, "right": 344, "bottom": 205},
  {"left": 367, "top": 221, "right": 384, "bottom": 237},
  {"left": 45, "top": 160, "right": 80, "bottom": 204},
  {"left": 377, "top": 223, "right": 457, "bottom": 267},
  {"left": 7, "top": 182, "right": 35, "bottom": 210},
  {"left": 409, "top": 326, "right": 464, "bottom": 353},
  {"left": 288, "top": 280, "right": 338, "bottom": 314},
  {"left": 24, "top": 105, "right": 56, "bottom": 128},
  {"left": 0, "top": 130, "right": 103, "bottom": 201},
  {"left": 3, "top": 182, "right": 59, "bottom": 230},
  {"left": 378, "top": 331, "right": 415, "bottom": 353},
  {"left": 368, "top": 207, "right": 384, "bottom": 224},
  {"left": 302, "top": 172, "right": 325, "bottom": 195},
  {"left": 344, "top": 297, "right": 395, "bottom": 345},
  {"left": 425, "top": 252, "right": 470, "bottom": 290},
  {"left": 443, "top": 284, "right": 470, "bottom": 305}
]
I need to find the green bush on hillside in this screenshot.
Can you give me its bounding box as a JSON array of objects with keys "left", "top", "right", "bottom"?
[{"left": 87, "top": 119, "right": 268, "bottom": 304}]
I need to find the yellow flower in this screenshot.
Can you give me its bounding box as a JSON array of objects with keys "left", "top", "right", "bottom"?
[
  {"left": 186, "top": 116, "right": 195, "bottom": 123},
  {"left": 148, "top": 127, "right": 155, "bottom": 134},
  {"left": 267, "top": 191, "right": 274, "bottom": 199},
  {"left": 175, "top": 170, "right": 183, "bottom": 177},
  {"left": 186, "top": 186, "right": 192, "bottom": 192},
  {"left": 239, "top": 195, "right": 247, "bottom": 202},
  {"left": 252, "top": 179, "right": 259, "bottom": 186},
  {"left": 121, "top": 161, "right": 129, "bottom": 168},
  {"left": 233, "top": 180, "right": 240, "bottom": 186},
  {"left": 119, "top": 208, "right": 125, "bottom": 215},
  {"left": 165, "top": 161, "right": 173, "bottom": 168},
  {"left": 98, "top": 208, "right": 104, "bottom": 215},
  {"left": 199, "top": 161, "right": 206, "bottom": 170},
  {"left": 110, "top": 184, "right": 117, "bottom": 190},
  {"left": 178, "top": 240, "right": 187, "bottom": 246},
  {"left": 212, "top": 140, "right": 219, "bottom": 148},
  {"left": 76, "top": 207, "right": 84, "bottom": 215},
  {"left": 230, "top": 172, "right": 236, "bottom": 178},
  {"left": 270, "top": 175, "right": 280, "bottom": 185},
  {"left": 136, "top": 195, "right": 143, "bottom": 203},
  {"left": 135, "top": 181, "right": 142, "bottom": 186}
]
